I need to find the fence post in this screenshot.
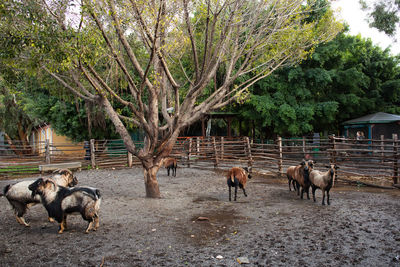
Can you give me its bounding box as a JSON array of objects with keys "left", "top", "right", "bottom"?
[
  {"left": 302, "top": 136, "right": 306, "bottom": 158},
  {"left": 90, "top": 139, "right": 96, "bottom": 168},
  {"left": 213, "top": 137, "right": 218, "bottom": 167},
  {"left": 127, "top": 152, "right": 133, "bottom": 167},
  {"left": 187, "top": 138, "right": 192, "bottom": 167},
  {"left": 380, "top": 135, "right": 385, "bottom": 163},
  {"left": 45, "top": 139, "right": 51, "bottom": 164},
  {"left": 393, "top": 134, "right": 398, "bottom": 185},
  {"left": 277, "top": 136, "right": 283, "bottom": 176},
  {"left": 329, "top": 135, "right": 336, "bottom": 164},
  {"left": 196, "top": 137, "right": 200, "bottom": 155},
  {"left": 221, "top": 136, "right": 224, "bottom": 160},
  {"left": 245, "top": 137, "right": 253, "bottom": 170}
]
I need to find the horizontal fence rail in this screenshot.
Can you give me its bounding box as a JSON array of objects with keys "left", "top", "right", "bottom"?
[{"left": 0, "top": 135, "right": 399, "bottom": 187}]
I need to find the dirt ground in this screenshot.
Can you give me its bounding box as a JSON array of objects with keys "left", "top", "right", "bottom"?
[{"left": 0, "top": 167, "right": 399, "bottom": 267}]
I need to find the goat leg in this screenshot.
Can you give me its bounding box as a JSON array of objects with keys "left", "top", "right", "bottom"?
[
  {"left": 93, "top": 214, "right": 100, "bottom": 231},
  {"left": 85, "top": 219, "right": 94, "bottom": 233},
  {"left": 312, "top": 186, "right": 317, "bottom": 202},
  {"left": 327, "top": 190, "right": 330, "bottom": 205},
  {"left": 15, "top": 214, "right": 30, "bottom": 227},
  {"left": 242, "top": 188, "right": 247, "bottom": 197},
  {"left": 58, "top": 217, "right": 67, "bottom": 234},
  {"left": 228, "top": 186, "right": 232, "bottom": 201},
  {"left": 234, "top": 185, "right": 238, "bottom": 201},
  {"left": 292, "top": 180, "right": 297, "bottom": 191},
  {"left": 322, "top": 190, "right": 326, "bottom": 205}
]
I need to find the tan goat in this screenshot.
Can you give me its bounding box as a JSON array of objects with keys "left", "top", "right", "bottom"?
[{"left": 226, "top": 167, "right": 252, "bottom": 201}]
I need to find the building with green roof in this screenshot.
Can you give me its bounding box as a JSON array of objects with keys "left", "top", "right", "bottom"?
[{"left": 343, "top": 112, "right": 400, "bottom": 139}]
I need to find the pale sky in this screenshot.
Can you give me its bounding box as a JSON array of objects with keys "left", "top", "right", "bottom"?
[{"left": 331, "top": 0, "right": 400, "bottom": 56}]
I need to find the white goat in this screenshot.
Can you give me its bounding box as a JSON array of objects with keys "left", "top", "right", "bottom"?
[{"left": 309, "top": 164, "right": 339, "bottom": 205}]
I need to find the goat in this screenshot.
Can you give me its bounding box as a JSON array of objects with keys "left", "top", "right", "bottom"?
[
  {"left": 309, "top": 164, "right": 339, "bottom": 205},
  {"left": 162, "top": 157, "right": 177, "bottom": 177},
  {"left": 226, "top": 167, "right": 252, "bottom": 201},
  {"left": 292, "top": 160, "right": 314, "bottom": 200},
  {"left": 28, "top": 178, "right": 101, "bottom": 234},
  {"left": 286, "top": 165, "right": 299, "bottom": 191},
  {"left": 2, "top": 169, "right": 78, "bottom": 227}
]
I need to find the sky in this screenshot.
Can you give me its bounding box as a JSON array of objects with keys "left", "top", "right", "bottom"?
[{"left": 331, "top": 0, "right": 400, "bottom": 56}]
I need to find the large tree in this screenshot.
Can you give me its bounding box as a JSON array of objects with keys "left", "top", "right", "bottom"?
[{"left": 1, "top": 0, "right": 341, "bottom": 197}]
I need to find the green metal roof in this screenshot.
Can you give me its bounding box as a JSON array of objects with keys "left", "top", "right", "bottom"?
[{"left": 343, "top": 112, "right": 400, "bottom": 125}]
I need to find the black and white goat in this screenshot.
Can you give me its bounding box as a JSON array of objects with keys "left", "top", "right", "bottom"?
[
  {"left": 309, "top": 164, "right": 339, "bottom": 205},
  {"left": 28, "top": 178, "right": 101, "bottom": 234},
  {"left": 1, "top": 169, "right": 78, "bottom": 226},
  {"left": 226, "top": 167, "right": 252, "bottom": 201}
]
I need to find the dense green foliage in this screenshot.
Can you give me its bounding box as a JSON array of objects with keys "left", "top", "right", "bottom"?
[
  {"left": 0, "top": 68, "right": 121, "bottom": 142},
  {"left": 237, "top": 32, "right": 400, "bottom": 138},
  {"left": 0, "top": 65, "right": 39, "bottom": 141},
  {"left": 360, "top": 0, "right": 400, "bottom": 36}
]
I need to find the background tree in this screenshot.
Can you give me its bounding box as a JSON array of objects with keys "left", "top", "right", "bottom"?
[
  {"left": 360, "top": 0, "right": 400, "bottom": 36},
  {"left": 1, "top": 0, "right": 341, "bottom": 197},
  {"left": 0, "top": 66, "right": 38, "bottom": 154},
  {"left": 237, "top": 31, "right": 400, "bottom": 138}
]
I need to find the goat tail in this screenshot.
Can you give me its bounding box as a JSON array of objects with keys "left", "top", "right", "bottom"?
[
  {"left": 95, "top": 189, "right": 101, "bottom": 200},
  {"left": 2, "top": 184, "right": 11, "bottom": 197},
  {"left": 230, "top": 174, "right": 235, "bottom": 183}
]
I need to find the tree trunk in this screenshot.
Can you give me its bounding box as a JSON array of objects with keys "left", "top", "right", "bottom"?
[{"left": 143, "top": 165, "right": 161, "bottom": 198}]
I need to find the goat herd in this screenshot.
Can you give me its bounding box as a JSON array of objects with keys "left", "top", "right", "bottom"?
[
  {"left": 224, "top": 159, "right": 338, "bottom": 206},
  {"left": 286, "top": 159, "right": 339, "bottom": 206},
  {"left": 0, "top": 157, "right": 338, "bottom": 235},
  {"left": 1, "top": 169, "right": 101, "bottom": 234}
]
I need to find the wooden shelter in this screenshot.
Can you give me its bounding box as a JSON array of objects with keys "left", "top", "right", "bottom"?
[
  {"left": 343, "top": 112, "right": 400, "bottom": 139},
  {"left": 200, "top": 111, "right": 239, "bottom": 138}
]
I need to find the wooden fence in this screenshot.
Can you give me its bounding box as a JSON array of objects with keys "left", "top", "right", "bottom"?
[{"left": 1, "top": 135, "right": 399, "bottom": 187}]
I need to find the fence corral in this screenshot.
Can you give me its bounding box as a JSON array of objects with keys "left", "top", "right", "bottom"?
[{"left": 1, "top": 136, "right": 399, "bottom": 187}]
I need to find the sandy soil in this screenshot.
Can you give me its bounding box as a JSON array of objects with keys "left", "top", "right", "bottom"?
[{"left": 0, "top": 167, "right": 399, "bottom": 267}]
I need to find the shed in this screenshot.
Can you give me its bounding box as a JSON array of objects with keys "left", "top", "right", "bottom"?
[{"left": 343, "top": 112, "right": 400, "bottom": 139}]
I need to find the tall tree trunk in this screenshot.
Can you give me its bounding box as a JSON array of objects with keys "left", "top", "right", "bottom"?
[{"left": 143, "top": 165, "right": 161, "bottom": 198}]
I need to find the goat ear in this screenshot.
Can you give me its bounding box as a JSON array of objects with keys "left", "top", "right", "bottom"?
[
  {"left": 335, "top": 165, "right": 340, "bottom": 169},
  {"left": 325, "top": 165, "right": 330, "bottom": 168},
  {"left": 45, "top": 179, "right": 56, "bottom": 190}
]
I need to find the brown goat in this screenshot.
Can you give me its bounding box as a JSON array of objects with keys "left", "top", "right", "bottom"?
[
  {"left": 292, "top": 160, "right": 315, "bottom": 200},
  {"left": 162, "top": 157, "right": 177, "bottom": 177},
  {"left": 286, "top": 165, "right": 298, "bottom": 191},
  {"left": 226, "top": 167, "right": 252, "bottom": 201}
]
